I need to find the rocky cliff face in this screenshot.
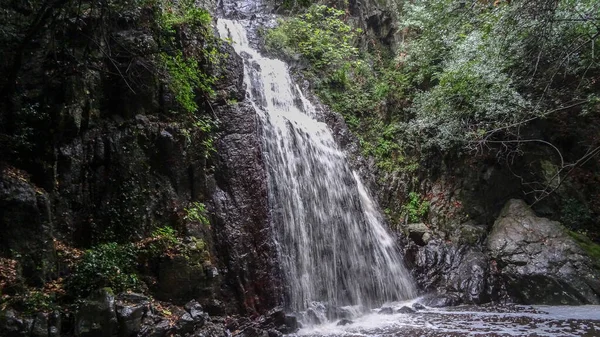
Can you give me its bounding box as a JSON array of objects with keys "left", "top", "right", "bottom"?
[{"left": 0, "top": 1, "right": 284, "bottom": 333}]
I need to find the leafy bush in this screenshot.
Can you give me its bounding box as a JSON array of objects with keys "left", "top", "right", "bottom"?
[
  {"left": 401, "top": 0, "right": 600, "bottom": 151},
  {"left": 402, "top": 192, "right": 430, "bottom": 223},
  {"left": 67, "top": 243, "right": 140, "bottom": 298},
  {"left": 153, "top": 0, "right": 219, "bottom": 114},
  {"left": 160, "top": 51, "right": 215, "bottom": 114},
  {"left": 265, "top": 5, "right": 359, "bottom": 70}
]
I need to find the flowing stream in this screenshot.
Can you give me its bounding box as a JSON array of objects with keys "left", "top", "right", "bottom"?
[{"left": 217, "top": 19, "right": 416, "bottom": 316}]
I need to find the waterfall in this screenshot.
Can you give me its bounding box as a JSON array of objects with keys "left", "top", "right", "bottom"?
[{"left": 217, "top": 19, "right": 416, "bottom": 316}]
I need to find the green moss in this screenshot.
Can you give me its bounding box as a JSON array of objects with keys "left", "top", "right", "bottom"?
[{"left": 568, "top": 231, "right": 600, "bottom": 269}]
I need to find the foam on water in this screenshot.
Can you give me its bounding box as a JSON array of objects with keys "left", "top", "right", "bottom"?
[{"left": 296, "top": 303, "right": 600, "bottom": 337}]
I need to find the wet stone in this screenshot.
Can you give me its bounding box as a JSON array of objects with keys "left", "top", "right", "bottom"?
[
  {"left": 397, "top": 306, "right": 415, "bottom": 314},
  {"left": 337, "top": 319, "right": 353, "bottom": 326},
  {"left": 413, "top": 303, "right": 427, "bottom": 311},
  {"left": 378, "top": 307, "right": 394, "bottom": 315}
]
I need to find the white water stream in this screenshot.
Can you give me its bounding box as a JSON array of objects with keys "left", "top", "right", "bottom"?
[{"left": 217, "top": 19, "right": 416, "bottom": 316}]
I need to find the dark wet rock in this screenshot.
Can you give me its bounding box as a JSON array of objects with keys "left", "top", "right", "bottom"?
[
  {"left": 184, "top": 300, "right": 207, "bottom": 323},
  {"left": 211, "top": 100, "right": 282, "bottom": 314},
  {"left": 267, "top": 329, "right": 283, "bottom": 337},
  {"left": 176, "top": 313, "right": 196, "bottom": 334},
  {"left": 337, "top": 319, "right": 354, "bottom": 326},
  {"left": 406, "top": 223, "right": 432, "bottom": 246},
  {"left": 421, "top": 293, "right": 462, "bottom": 307},
  {"left": 409, "top": 240, "right": 497, "bottom": 305},
  {"left": 48, "top": 311, "right": 61, "bottom": 337},
  {"left": 282, "top": 315, "right": 299, "bottom": 334},
  {"left": 0, "top": 309, "right": 27, "bottom": 337},
  {"left": 139, "top": 318, "right": 171, "bottom": 337},
  {"left": 397, "top": 306, "right": 415, "bottom": 314},
  {"left": 304, "top": 308, "right": 322, "bottom": 325},
  {"left": 203, "top": 299, "right": 228, "bottom": 316},
  {"left": 260, "top": 308, "right": 298, "bottom": 334},
  {"left": 155, "top": 255, "right": 210, "bottom": 304},
  {"left": 0, "top": 167, "right": 54, "bottom": 285},
  {"left": 116, "top": 293, "right": 150, "bottom": 337},
  {"left": 327, "top": 306, "right": 354, "bottom": 320},
  {"left": 30, "top": 313, "right": 48, "bottom": 337},
  {"left": 487, "top": 199, "right": 600, "bottom": 305},
  {"left": 75, "top": 288, "right": 118, "bottom": 337},
  {"left": 413, "top": 303, "right": 426, "bottom": 311},
  {"left": 378, "top": 307, "right": 394, "bottom": 315}
]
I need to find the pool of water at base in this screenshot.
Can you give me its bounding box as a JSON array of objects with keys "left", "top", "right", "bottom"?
[{"left": 294, "top": 299, "right": 600, "bottom": 337}]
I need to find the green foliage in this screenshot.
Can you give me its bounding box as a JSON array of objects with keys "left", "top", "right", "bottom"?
[
  {"left": 143, "top": 226, "right": 210, "bottom": 263},
  {"left": 194, "top": 117, "right": 218, "bottom": 158},
  {"left": 155, "top": 0, "right": 212, "bottom": 32},
  {"left": 265, "top": 5, "right": 416, "bottom": 172},
  {"left": 67, "top": 243, "right": 140, "bottom": 298},
  {"left": 9, "top": 289, "right": 56, "bottom": 314},
  {"left": 153, "top": 0, "right": 218, "bottom": 114},
  {"left": 184, "top": 202, "right": 210, "bottom": 226},
  {"left": 401, "top": 0, "right": 600, "bottom": 150},
  {"left": 160, "top": 51, "right": 215, "bottom": 114},
  {"left": 148, "top": 226, "right": 180, "bottom": 256},
  {"left": 265, "top": 5, "right": 360, "bottom": 69},
  {"left": 401, "top": 192, "right": 430, "bottom": 223},
  {"left": 561, "top": 198, "right": 592, "bottom": 231}
]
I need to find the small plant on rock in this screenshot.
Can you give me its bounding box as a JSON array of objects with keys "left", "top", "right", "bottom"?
[
  {"left": 402, "top": 192, "right": 430, "bottom": 223},
  {"left": 184, "top": 202, "right": 210, "bottom": 226}
]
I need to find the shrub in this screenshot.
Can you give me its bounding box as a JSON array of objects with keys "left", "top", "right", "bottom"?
[
  {"left": 265, "top": 5, "right": 359, "bottom": 70},
  {"left": 402, "top": 192, "right": 430, "bottom": 223},
  {"left": 67, "top": 243, "right": 140, "bottom": 298},
  {"left": 153, "top": 0, "right": 219, "bottom": 114}
]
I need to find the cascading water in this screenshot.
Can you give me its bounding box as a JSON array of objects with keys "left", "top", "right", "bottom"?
[{"left": 217, "top": 18, "right": 416, "bottom": 317}]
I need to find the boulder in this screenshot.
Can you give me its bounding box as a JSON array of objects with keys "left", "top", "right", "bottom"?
[
  {"left": 0, "top": 309, "right": 28, "bottom": 337},
  {"left": 420, "top": 293, "right": 461, "bottom": 307},
  {"left": 410, "top": 240, "right": 496, "bottom": 305},
  {"left": 30, "top": 313, "right": 48, "bottom": 337},
  {"left": 116, "top": 293, "right": 150, "bottom": 337},
  {"left": 487, "top": 199, "right": 600, "bottom": 305},
  {"left": 336, "top": 319, "right": 353, "bottom": 326},
  {"left": 396, "top": 306, "right": 415, "bottom": 314},
  {"left": 75, "top": 288, "right": 118, "bottom": 337},
  {"left": 406, "top": 223, "right": 432, "bottom": 246},
  {"left": 412, "top": 303, "right": 426, "bottom": 311},
  {"left": 378, "top": 307, "right": 394, "bottom": 315}
]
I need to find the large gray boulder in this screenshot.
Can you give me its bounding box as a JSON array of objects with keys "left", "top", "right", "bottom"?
[{"left": 487, "top": 199, "right": 600, "bottom": 304}]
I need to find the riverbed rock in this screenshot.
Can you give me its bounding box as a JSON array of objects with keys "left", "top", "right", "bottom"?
[
  {"left": 487, "top": 199, "right": 600, "bottom": 305},
  {"left": 412, "top": 303, "right": 426, "bottom": 311},
  {"left": 420, "top": 293, "right": 462, "bottom": 307},
  {"left": 407, "top": 223, "right": 432, "bottom": 246},
  {"left": 116, "top": 293, "right": 150, "bottom": 337},
  {"left": 409, "top": 240, "right": 497, "bottom": 305},
  {"left": 397, "top": 306, "right": 415, "bottom": 314},
  {"left": 0, "top": 309, "right": 28, "bottom": 337},
  {"left": 337, "top": 319, "right": 353, "bottom": 326},
  {"left": 75, "top": 288, "right": 118, "bottom": 337},
  {"left": 378, "top": 307, "right": 394, "bottom": 315}
]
